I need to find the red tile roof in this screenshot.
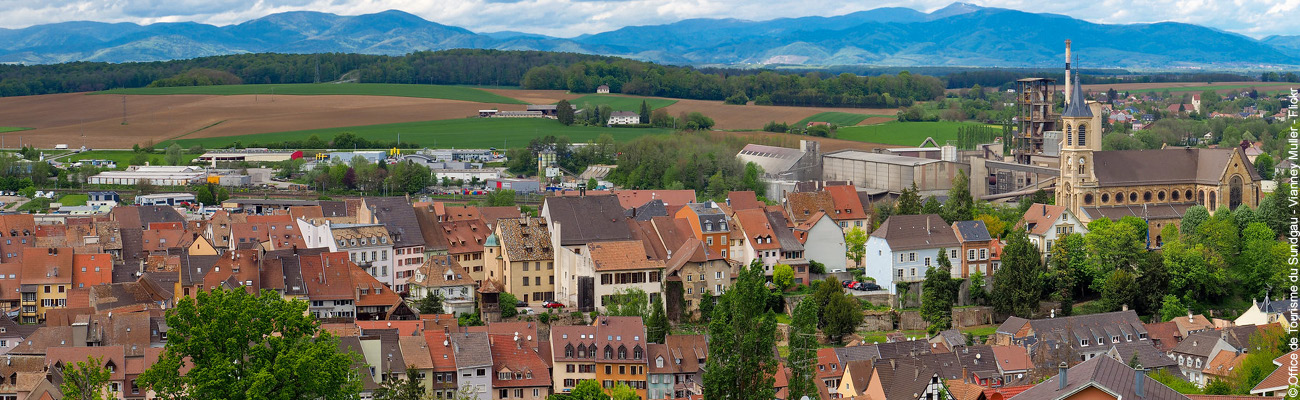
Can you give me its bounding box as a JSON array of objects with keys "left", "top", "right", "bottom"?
[
  {"left": 71, "top": 254, "right": 113, "bottom": 288},
  {"left": 615, "top": 190, "right": 697, "bottom": 208},
  {"left": 826, "top": 185, "right": 871, "bottom": 222},
  {"left": 1017, "top": 203, "right": 1069, "bottom": 236},
  {"left": 356, "top": 320, "right": 425, "bottom": 337},
  {"left": 734, "top": 208, "right": 780, "bottom": 250},
  {"left": 20, "top": 247, "right": 72, "bottom": 285},
  {"left": 727, "top": 191, "right": 764, "bottom": 211},
  {"left": 489, "top": 334, "right": 551, "bottom": 388},
  {"left": 589, "top": 240, "right": 665, "bottom": 272}
]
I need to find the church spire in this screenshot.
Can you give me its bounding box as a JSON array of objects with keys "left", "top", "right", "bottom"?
[{"left": 1062, "top": 74, "right": 1092, "bottom": 118}]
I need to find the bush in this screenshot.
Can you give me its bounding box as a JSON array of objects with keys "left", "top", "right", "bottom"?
[
  {"left": 499, "top": 293, "right": 519, "bottom": 318},
  {"left": 724, "top": 92, "right": 750, "bottom": 105}
]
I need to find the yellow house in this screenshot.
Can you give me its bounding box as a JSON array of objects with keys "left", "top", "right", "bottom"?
[
  {"left": 496, "top": 217, "right": 555, "bottom": 305},
  {"left": 837, "top": 360, "right": 874, "bottom": 398},
  {"left": 20, "top": 248, "right": 73, "bottom": 324},
  {"left": 187, "top": 235, "right": 219, "bottom": 256}
]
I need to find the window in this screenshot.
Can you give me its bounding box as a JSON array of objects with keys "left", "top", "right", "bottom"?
[
  {"left": 979, "top": 249, "right": 987, "bottom": 260},
  {"left": 500, "top": 389, "right": 508, "bottom": 398},
  {"left": 968, "top": 249, "right": 977, "bottom": 261},
  {"left": 924, "top": 257, "right": 931, "bottom": 267},
  {"left": 909, "top": 253, "right": 916, "bottom": 262},
  {"left": 950, "top": 249, "right": 959, "bottom": 259}
]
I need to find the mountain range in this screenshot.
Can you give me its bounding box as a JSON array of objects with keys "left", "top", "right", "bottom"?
[{"left": 1, "top": 3, "right": 1296, "bottom": 68}]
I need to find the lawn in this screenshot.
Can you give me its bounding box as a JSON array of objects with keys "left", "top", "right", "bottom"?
[
  {"left": 566, "top": 95, "right": 676, "bottom": 111},
  {"left": 165, "top": 118, "right": 674, "bottom": 149},
  {"left": 68, "top": 150, "right": 201, "bottom": 169},
  {"left": 835, "top": 121, "right": 994, "bottom": 147},
  {"left": 95, "top": 83, "right": 527, "bottom": 104},
  {"left": 56, "top": 194, "right": 88, "bottom": 206},
  {"left": 795, "top": 112, "right": 889, "bottom": 127},
  {"left": 0, "top": 127, "right": 31, "bottom": 133}
]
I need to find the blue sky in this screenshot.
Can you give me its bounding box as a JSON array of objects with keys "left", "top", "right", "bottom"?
[{"left": 1, "top": 0, "right": 1295, "bottom": 39}]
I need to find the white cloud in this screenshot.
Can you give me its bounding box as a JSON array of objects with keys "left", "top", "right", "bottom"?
[{"left": 0, "top": 0, "right": 1293, "bottom": 39}]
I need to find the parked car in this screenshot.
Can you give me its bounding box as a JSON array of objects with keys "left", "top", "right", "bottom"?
[
  {"left": 861, "top": 282, "right": 882, "bottom": 291},
  {"left": 543, "top": 301, "right": 565, "bottom": 309},
  {"left": 841, "top": 280, "right": 853, "bottom": 287},
  {"left": 515, "top": 300, "right": 527, "bottom": 308}
]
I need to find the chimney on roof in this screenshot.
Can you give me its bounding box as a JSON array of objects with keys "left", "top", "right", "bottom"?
[
  {"left": 1188, "top": 310, "right": 1194, "bottom": 322},
  {"left": 1058, "top": 362, "right": 1068, "bottom": 390},
  {"left": 1135, "top": 364, "right": 1146, "bottom": 397}
]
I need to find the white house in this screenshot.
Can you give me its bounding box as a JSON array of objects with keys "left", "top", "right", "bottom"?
[
  {"left": 794, "top": 211, "right": 847, "bottom": 273},
  {"left": 409, "top": 256, "right": 477, "bottom": 316},
  {"left": 1234, "top": 298, "right": 1298, "bottom": 326},
  {"left": 607, "top": 111, "right": 640, "bottom": 126},
  {"left": 589, "top": 240, "right": 665, "bottom": 311},
  {"left": 297, "top": 219, "right": 397, "bottom": 287},
  {"left": 1016, "top": 203, "right": 1088, "bottom": 258},
  {"left": 863, "top": 214, "right": 960, "bottom": 293}
]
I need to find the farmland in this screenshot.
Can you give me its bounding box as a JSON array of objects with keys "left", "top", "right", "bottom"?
[
  {"left": 566, "top": 94, "right": 677, "bottom": 111},
  {"left": 97, "top": 83, "right": 526, "bottom": 104},
  {"left": 0, "top": 127, "right": 30, "bottom": 133},
  {"left": 164, "top": 118, "right": 674, "bottom": 149},
  {"left": 835, "top": 121, "right": 995, "bottom": 147},
  {"left": 1080, "top": 81, "right": 1297, "bottom": 94},
  {"left": 795, "top": 112, "right": 892, "bottom": 127}
]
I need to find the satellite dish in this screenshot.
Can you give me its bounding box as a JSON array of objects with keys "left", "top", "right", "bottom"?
[{"left": 800, "top": 396, "right": 812, "bottom": 400}]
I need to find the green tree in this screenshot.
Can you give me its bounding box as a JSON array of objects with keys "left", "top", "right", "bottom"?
[
  {"left": 638, "top": 100, "right": 651, "bottom": 124},
  {"left": 646, "top": 296, "right": 670, "bottom": 344},
  {"left": 785, "top": 298, "right": 819, "bottom": 400},
  {"left": 557, "top": 380, "right": 609, "bottom": 400},
  {"left": 1180, "top": 205, "right": 1210, "bottom": 237},
  {"left": 1084, "top": 217, "right": 1146, "bottom": 293},
  {"left": 1163, "top": 229, "right": 1228, "bottom": 302},
  {"left": 703, "top": 261, "right": 777, "bottom": 400},
  {"left": 845, "top": 227, "right": 867, "bottom": 267},
  {"left": 1158, "top": 295, "right": 1187, "bottom": 322},
  {"left": 773, "top": 264, "right": 794, "bottom": 291},
  {"left": 374, "top": 366, "right": 424, "bottom": 400},
  {"left": 822, "top": 292, "right": 861, "bottom": 344},
  {"left": 1236, "top": 222, "right": 1286, "bottom": 300},
  {"left": 604, "top": 288, "right": 650, "bottom": 319},
  {"left": 1050, "top": 233, "right": 1089, "bottom": 302},
  {"left": 499, "top": 292, "right": 520, "bottom": 318},
  {"left": 610, "top": 383, "right": 639, "bottom": 400},
  {"left": 1101, "top": 269, "right": 1139, "bottom": 312},
  {"left": 921, "top": 196, "right": 942, "bottom": 215},
  {"left": 130, "top": 152, "right": 149, "bottom": 166},
  {"left": 967, "top": 270, "right": 987, "bottom": 306},
  {"left": 195, "top": 185, "right": 215, "bottom": 206},
  {"left": 698, "top": 291, "right": 715, "bottom": 322},
  {"left": 921, "top": 249, "right": 957, "bottom": 333},
  {"left": 1254, "top": 153, "right": 1275, "bottom": 180},
  {"left": 557, "top": 99, "right": 575, "bottom": 126},
  {"left": 217, "top": 187, "right": 230, "bottom": 203},
  {"left": 60, "top": 355, "right": 111, "bottom": 400},
  {"left": 164, "top": 143, "right": 183, "bottom": 166},
  {"left": 896, "top": 183, "right": 922, "bottom": 215},
  {"left": 941, "top": 170, "right": 973, "bottom": 223},
  {"left": 992, "top": 230, "right": 1043, "bottom": 318},
  {"left": 587, "top": 178, "right": 599, "bottom": 190},
  {"left": 485, "top": 189, "right": 517, "bottom": 207},
  {"left": 416, "top": 291, "right": 445, "bottom": 315},
  {"left": 137, "top": 288, "right": 360, "bottom": 400}
]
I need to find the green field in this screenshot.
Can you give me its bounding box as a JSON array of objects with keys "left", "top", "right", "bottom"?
[
  {"left": 836, "top": 121, "right": 993, "bottom": 146},
  {"left": 795, "top": 112, "right": 890, "bottom": 127},
  {"left": 68, "top": 150, "right": 201, "bottom": 169},
  {"left": 56, "top": 194, "right": 88, "bottom": 206},
  {"left": 164, "top": 118, "right": 674, "bottom": 149},
  {"left": 95, "top": 83, "right": 526, "bottom": 104},
  {"left": 566, "top": 95, "right": 676, "bottom": 111},
  {"left": 0, "top": 127, "right": 31, "bottom": 133}
]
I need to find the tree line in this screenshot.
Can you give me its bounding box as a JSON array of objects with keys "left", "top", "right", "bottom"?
[{"left": 523, "top": 63, "right": 945, "bottom": 108}]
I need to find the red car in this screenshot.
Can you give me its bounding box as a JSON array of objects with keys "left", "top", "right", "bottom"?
[{"left": 543, "top": 301, "right": 565, "bottom": 309}]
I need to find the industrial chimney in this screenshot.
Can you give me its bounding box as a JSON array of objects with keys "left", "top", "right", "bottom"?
[{"left": 1064, "top": 40, "right": 1073, "bottom": 105}]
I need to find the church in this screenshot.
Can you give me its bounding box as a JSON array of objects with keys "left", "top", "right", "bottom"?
[{"left": 1053, "top": 76, "right": 1261, "bottom": 246}]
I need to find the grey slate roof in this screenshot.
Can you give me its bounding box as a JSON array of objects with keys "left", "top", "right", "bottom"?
[
  {"left": 766, "top": 211, "right": 804, "bottom": 252},
  {"left": 1010, "top": 355, "right": 1190, "bottom": 400},
  {"left": 1109, "top": 341, "right": 1177, "bottom": 370},
  {"left": 1062, "top": 76, "right": 1093, "bottom": 119},
  {"left": 364, "top": 197, "right": 426, "bottom": 248},
  {"left": 869, "top": 214, "right": 960, "bottom": 251},
  {"left": 626, "top": 199, "right": 667, "bottom": 221},
  {"left": 953, "top": 221, "right": 992, "bottom": 242},
  {"left": 1172, "top": 331, "right": 1224, "bottom": 358},
  {"left": 544, "top": 195, "right": 633, "bottom": 246},
  {"left": 451, "top": 331, "right": 493, "bottom": 368}
]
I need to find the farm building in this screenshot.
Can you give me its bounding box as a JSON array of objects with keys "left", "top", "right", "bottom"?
[
  {"left": 596, "top": 85, "right": 610, "bottom": 94},
  {"left": 87, "top": 166, "right": 206, "bottom": 186},
  {"left": 87, "top": 191, "right": 120, "bottom": 207},
  {"left": 735, "top": 140, "right": 821, "bottom": 181},
  {"left": 494, "top": 111, "right": 545, "bottom": 118}
]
